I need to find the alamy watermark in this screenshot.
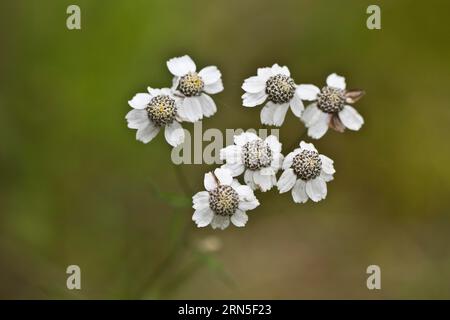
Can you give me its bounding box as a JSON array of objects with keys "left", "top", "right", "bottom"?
[
  {"left": 171, "top": 122, "right": 279, "bottom": 165},
  {"left": 66, "top": 265, "right": 81, "bottom": 290},
  {"left": 66, "top": 5, "right": 81, "bottom": 30},
  {"left": 366, "top": 265, "right": 381, "bottom": 290},
  {"left": 366, "top": 5, "right": 381, "bottom": 30}
]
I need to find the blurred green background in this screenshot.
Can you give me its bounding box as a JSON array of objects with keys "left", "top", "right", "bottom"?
[{"left": 1, "top": 0, "right": 450, "bottom": 299}]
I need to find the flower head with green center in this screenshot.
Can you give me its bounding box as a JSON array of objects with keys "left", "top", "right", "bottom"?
[
  {"left": 277, "top": 141, "right": 335, "bottom": 203},
  {"left": 219, "top": 132, "right": 284, "bottom": 192},
  {"left": 241, "top": 64, "right": 307, "bottom": 126},
  {"left": 126, "top": 88, "right": 186, "bottom": 147},
  {"left": 192, "top": 168, "right": 260, "bottom": 230},
  {"left": 167, "top": 55, "right": 223, "bottom": 122},
  {"left": 298, "top": 73, "right": 365, "bottom": 139},
  {"left": 178, "top": 72, "right": 204, "bottom": 97}
]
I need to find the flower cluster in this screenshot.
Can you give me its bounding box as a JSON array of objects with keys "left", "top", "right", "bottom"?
[
  {"left": 126, "top": 58, "right": 364, "bottom": 230},
  {"left": 126, "top": 55, "right": 223, "bottom": 146},
  {"left": 242, "top": 65, "right": 364, "bottom": 137}
]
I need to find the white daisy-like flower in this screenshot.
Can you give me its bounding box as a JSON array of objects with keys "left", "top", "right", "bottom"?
[
  {"left": 219, "top": 132, "right": 283, "bottom": 192},
  {"left": 167, "top": 55, "right": 223, "bottom": 122},
  {"left": 277, "top": 141, "right": 335, "bottom": 203},
  {"left": 192, "top": 168, "right": 260, "bottom": 230},
  {"left": 126, "top": 87, "right": 186, "bottom": 146},
  {"left": 241, "top": 64, "right": 305, "bottom": 126},
  {"left": 298, "top": 73, "right": 365, "bottom": 139}
]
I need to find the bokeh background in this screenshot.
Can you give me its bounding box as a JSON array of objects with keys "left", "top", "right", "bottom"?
[{"left": 1, "top": 0, "right": 450, "bottom": 299}]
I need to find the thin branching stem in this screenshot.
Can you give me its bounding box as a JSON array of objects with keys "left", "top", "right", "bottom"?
[{"left": 136, "top": 147, "right": 194, "bottom": 298}]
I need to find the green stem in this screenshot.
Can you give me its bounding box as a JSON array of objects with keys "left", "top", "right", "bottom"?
[{"left": 136, "top": 155, "right": 194, "bottom": 298}]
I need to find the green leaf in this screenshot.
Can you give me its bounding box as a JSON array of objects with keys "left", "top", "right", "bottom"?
[{"left": 150, "top": 183, "right": 191, "bottom": 208}]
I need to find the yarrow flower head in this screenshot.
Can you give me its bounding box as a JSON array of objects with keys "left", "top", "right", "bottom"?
[
  {"left": 167, "top": 55, "right": 224, "bottom": 122},
  {"left": 219, "top": 132, "right": 283, "bottom": 192},
  {"left": 241, "top": 64, "right": 305, "bottom": 126},
  {"left": 192, "top": 168, "right": 260, "bottom": 230},
  {"left": 126, "top": 88, "right": 186, "bottom": 146},
  {"left": 277, "top": 141, "right": 335, "bottom": 203},
  {"left": 298, "top": 73, "right": 365, "bottom": 139}
]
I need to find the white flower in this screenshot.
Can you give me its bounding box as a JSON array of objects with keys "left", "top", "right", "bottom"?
[
  {"left": 277, "top": 141, "right": 335, "bottom": 203},
  {"left": 241, "top": 64, "right": 305, "bottom": 126},
  {"left": 219, "top": 132, "right": 283, "bottom": 192},
  {"left": 167, "top": 55, "right": 223, "bottom": 122},
  {"left": 298, "top": 73, "right": 365, "bottom": 139},
  {"left": 192, "top": 168, "right": 260, "bottom": 230},
  {"left": 126, "top": 87, "right": 186, "bottom": 147}
]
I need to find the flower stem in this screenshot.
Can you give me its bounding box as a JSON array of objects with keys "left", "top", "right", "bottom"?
[
  {"left": 136, "top": 153, "right": 194, "bottom": 298},
  {"left": 174, "top": 163, "right": 192, "bottom": 196}
]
